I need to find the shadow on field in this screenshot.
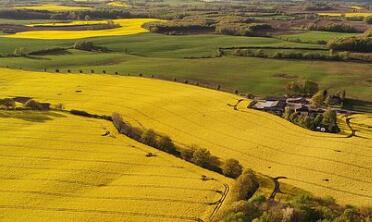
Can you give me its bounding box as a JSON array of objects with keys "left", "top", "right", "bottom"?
[
  {"left": 343, "top": 98, "right": 372, "bottom": 113},
  {"left": 0, "top": 111, "right": 66, "bottom": 123}
]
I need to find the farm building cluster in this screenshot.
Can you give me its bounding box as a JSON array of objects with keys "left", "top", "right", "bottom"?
[{"left": 248, "top": 96, "right": 350, "bottom": 133}]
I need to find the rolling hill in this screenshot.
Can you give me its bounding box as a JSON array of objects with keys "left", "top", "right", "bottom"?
[
  {"left": 0, "top": 68, "right": 371, "bottom": 207},
  {"left": 0, "top": 110, "right": 230, "bottom": 222}
]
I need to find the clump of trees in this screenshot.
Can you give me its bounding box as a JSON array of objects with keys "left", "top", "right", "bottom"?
[
  {"left": 310, "top": 89, "right": 346, "bottom": 108},
  {"left": 73, "top": 41, "right": 108, "bottom": 52},
  {"left": 230, "top": 48, "right": 352, "bottom": 62},
  {"left": 365, "top": 16, "right": 372, "bottom": 24},
  {"left": 283, "top": 106, "right": 340, "bottom": 133},
  {"left": 24, "top": 99, "right": 50, "bottom": 110},
  {"left": 0, "top": 97, "right": 52, "bottom": 111},
  {"left": 327, "top": 36, "right": 372, "bottom": 52},
  {"left": 231, "top": 170, "right": 259, "bottom": 201},
  {"left": 285, "top": 80, "right": 319, "bottom": 97},
  {"left": 223, "top": 190, "right": 372, "bottom": 222},
  {"left": 222, "top": 159, "right": 243, "bottom": 179},
  {"left": 143, "top": 20, "right": 214, "bottom": 35},
  {"left": 304, "top": 2, "right": 332, "bottom": 11},
  {"left": 0, "top": 98, "right": 16, "bottom": 109},
  {"left": 215, "top": 23, "right": 272, "bottom": 37},
  {"left": 308, "top": 23, "right": 360, "bottom": 33}
]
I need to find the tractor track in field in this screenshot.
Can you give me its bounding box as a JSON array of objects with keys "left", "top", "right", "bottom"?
[
  {"left": 0, "top": 164, "right": 203, "bottom": 180},
  {"left": 209, "top": 183, "right": 229, "bottom": 221},
  {"left": 0, "top": 205, "right": 204, "bottom": 221},
  {"left": 0, "top": 176, "right": 221, "bottom": 192},
  {"left": 0, "top": 189, "right": 216, "bottom": 205},
  {"left": 0, "top": 154, "right": 184, "bottom": 169},
  {"left": 0, "top": 143, "right": 145, "bottom": 156},
  {"left": 287, "top": 177, "right": 372, "bottom": 199}
]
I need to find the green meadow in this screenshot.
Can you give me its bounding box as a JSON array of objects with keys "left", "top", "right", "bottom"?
[{"left": 0, "top": 33, "right": 371, "bottom": 101}]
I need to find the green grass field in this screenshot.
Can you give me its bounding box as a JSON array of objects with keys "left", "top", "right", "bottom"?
[
  {"left": 1, "top": 32, "right": 371, "bottom": 101},
  {"left": 0, "top": 18, "right": 64, "bottom": 25},
  {"left": 277, "top": 31, "right": 359, "bottom": 44}
]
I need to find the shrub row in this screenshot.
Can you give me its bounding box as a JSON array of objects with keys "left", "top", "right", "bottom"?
[
  {"left": 70, "top": 109, "right": 112, "bottom": 121},
  {"left": 308, "top": 23, "right": 360, "bottom": 33},
  {"left": 0, "top": 97, "right": 50, "bottom": 111},
  {"left": 112, "top": 112, "right": 243, "bottom": 178},
  {"left": 231, "top": 48, "right": 352, "bottom": 62}
]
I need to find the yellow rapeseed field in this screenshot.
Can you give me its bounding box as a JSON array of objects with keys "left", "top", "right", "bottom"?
[
  {"left": 14, "top": 4, "right": 92, "bottom": 12},
  {"left": 26, "top": 21, "right": 109, "bottom": 27},
  {"left": 318, "top": 12, "right": 372, "bottom": 17},
  {"left": 4, "top": 19, "right": 160, "bottom": 39},
  {"left": 0, "top": 68, "right": 371, "bottom": 207},
  {"left": 107, "top": 1, "right": 128, "bottom": 7},
  {"left": 0, "top": 110, "right": 229, "bottom": 221}
]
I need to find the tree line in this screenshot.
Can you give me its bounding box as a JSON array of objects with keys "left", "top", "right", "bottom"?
[{"left": 112, "top": 112, "right": 244, "bottom": 179}]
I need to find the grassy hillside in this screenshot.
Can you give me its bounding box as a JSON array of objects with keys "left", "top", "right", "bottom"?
[
  {"left": 0, "top": 33, "right": 371, "bottom": 101},
  {"left": 0, "top": 110, "right": 231, "bottom": 221},
  {"left": 0, "top": 68, "right": 371, "bottom": 206},
  {"left": 277, "top": 31, "right": 359, "bottom": 44}
]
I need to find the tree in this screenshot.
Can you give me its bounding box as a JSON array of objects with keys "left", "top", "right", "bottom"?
[
  {"left": 73, "top": 41, "right": 95, "bottom": 51},
  {"left": 158, "top": 136, "right": 176, "bottom": 153},
  {"left": 180, "top": 146, "right": 196, "bottom": 161},
  {"left": 310, "top": 90, "right": 327, "bottom": 108},
  {"left": 224, "top": 212, "right": 247, "bottom": 222},
  {"left": 283, "top": 107, "right": 294, "bottom": 120},
  {"left": 222, "top": 159, "right": 243, "bottom": 178},
  {"left": 365, "top": 16, "right": 372, "bottom": 25},
  {"left": 0, "top": 98, "right": 15, "bottom": 109},
  {"left": 192, "top": 148, "right": 220, "bottom": 170},
  {"left": 192, "top": 148, "right": 211, "bottom": 167},
  {"left": 232, "top": 170, "right": 259, "bottom": 201},
  {"left": 322, "top": 108, "right": 339, "bottom": 132},
  {"left": 303, "top": 80, "right": 319, "bottom": 96},
  {"left": 285, "top": 81, "right": 302, "bottom": 97}
]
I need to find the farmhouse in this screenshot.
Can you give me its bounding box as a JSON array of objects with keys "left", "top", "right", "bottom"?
[{"left": 248, "top": 97, "right": 286, "bottom": 115}]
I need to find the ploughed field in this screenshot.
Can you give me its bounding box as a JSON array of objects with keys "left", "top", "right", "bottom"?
[
  {"left": 0, "top": 110, "right": 229, "bottom": 222},
  {"left": 0, "top": 68, "right": 371, "bottom": 206}
]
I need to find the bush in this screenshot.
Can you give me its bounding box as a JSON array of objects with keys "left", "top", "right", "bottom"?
[
  {"left": 222, "top": 158, "right": 243, "bottom": 178},
  {"left": 112, "top": 112, "right": 142, "bottom": 140},
  {"left": 328, "top": 36, "right": 372, "bottom": 52},
  {"left": 322, "top": 108, "right": 339, "bottom": 133},
  {"left": 365, "top": 16, "right": 372, "bottom": 24},
  {"left": 308, "top": 24, "right": 359, "bottom": 33},
  {"left": 0, "top": 98, "right": 16, "bottom": 109},
  {"left": 157, "top": 136, "right": 176, "bottom": 153},
  {"left": 180, "top": 147, "right": 196, "bottom": 161},
  {"left": 286, "top": 80, "right": 319, "bottom": 97},
  {"left": 232, "top": 170, "right": 259, "bottom": 201},
  {"left": 223, "top": 212, "right": 247, "bottom": 222},
  {"left": 141, "top": 129, "right": 158, "bottom": 147},
  {"left": 24, "top": 99, "right": 50, "bottom": 110},
  {"left": 191, "top": 148, "right": 220, "bottom": 171}
]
